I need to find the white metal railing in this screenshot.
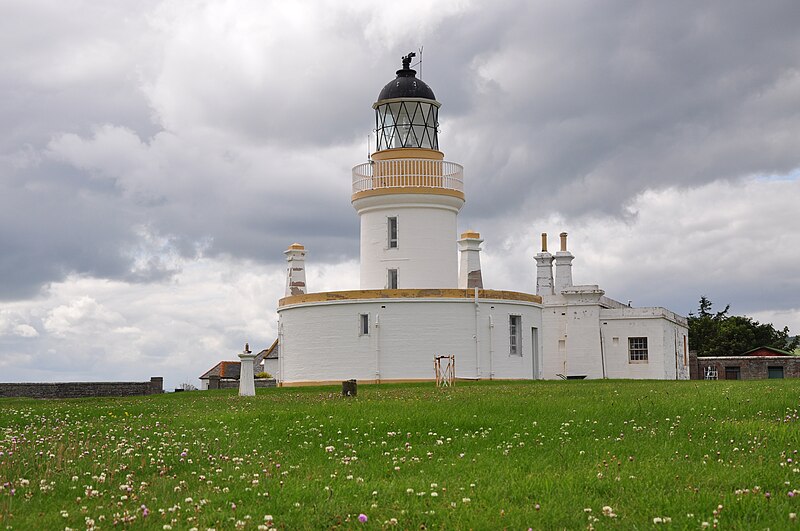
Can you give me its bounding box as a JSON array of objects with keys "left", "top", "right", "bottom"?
[{"left": 352, "top": 159, "right": 464, "bottom": 194}]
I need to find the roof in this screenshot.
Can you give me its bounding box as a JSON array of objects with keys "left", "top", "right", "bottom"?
[
  {"left": 200, "top": 339, "right": 278, "bottom": 379},
  {"left": 258, "top": 338, "right": 279, "bottom": 360},
  {"left": 199, "top": 361, "right": 241, "bottom": 380},
  {"left": 377, "top": 57, "right": 436, "bottom": 102},
  {"left": 741, "top": 346, "right": 794, "bottom": 356}
]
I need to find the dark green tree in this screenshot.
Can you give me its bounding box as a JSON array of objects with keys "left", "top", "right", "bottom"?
[{"left": 688, "top": 297, "right": 799, "bottom": 356}]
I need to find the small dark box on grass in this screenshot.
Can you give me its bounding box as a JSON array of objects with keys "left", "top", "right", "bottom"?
[{"left": 342, "top": 379, "right": 357, "bottom": 397}]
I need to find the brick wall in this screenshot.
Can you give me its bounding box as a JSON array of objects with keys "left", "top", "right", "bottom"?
[
  {"left": 693, "top": 357, "right": 800, "bottom": 380},
  {"left": 0, "top": 377, "right": 164, "bottom": 399},
  {"left": 218, "top": 379, "right": 277, "bottom": 390}
]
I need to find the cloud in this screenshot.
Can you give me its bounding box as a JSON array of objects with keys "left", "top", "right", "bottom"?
[
  {"left": 1, "top": 1, "right": 799, "bottom": 384},
  {"left": 474, "top": 176, "right": 800, "bottom": 332}
]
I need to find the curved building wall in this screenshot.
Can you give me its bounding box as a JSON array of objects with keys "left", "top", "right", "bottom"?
[
  {"left": 278, "top": 296, "right": 542, "bottom": 384},
  {"left": 354, "top": 193, "right": 462, "bottom": 289}
]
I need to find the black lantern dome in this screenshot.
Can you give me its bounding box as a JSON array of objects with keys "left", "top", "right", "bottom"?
[
  {"left": 373, "top": 53, "right": 440, "bottom": 151},
  {"left": 377, "top": 55, "right": 436, "bottom": 101}
]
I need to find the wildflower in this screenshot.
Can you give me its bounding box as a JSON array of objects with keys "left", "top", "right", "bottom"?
[
  {"left": 602, "top": 506, "right": 616, "bottom": 518},
  {"left": 790, "top": 513, "right": 797, "bottom": 521},
  {"left": 358, "top": 514, "right": 368, "bottom": 523},
  {"left": 535, "top": 503, "right": 540, "bottom": 510}
]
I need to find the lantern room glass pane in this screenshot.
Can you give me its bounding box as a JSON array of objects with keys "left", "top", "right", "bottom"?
[{"left": 375, "top": 101, "right": 439, "bottom": 151}]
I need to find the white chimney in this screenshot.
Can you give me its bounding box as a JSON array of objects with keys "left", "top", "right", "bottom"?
[
  {"left": 458, "top": 231, "right": 484, "bottom": 289},
  {"left": 554, "top": 232, "right": 574, "bottom": 293},
  {"left": 284, "top": 243, "right": 307, "bottom": 297},
  {"left": 534, "top": 233, "right": 554, "bottom": 296}
]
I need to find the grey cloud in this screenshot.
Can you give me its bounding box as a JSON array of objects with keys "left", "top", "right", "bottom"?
[{"left": 2, "top": 0, "right": 799, "bottom": 316}]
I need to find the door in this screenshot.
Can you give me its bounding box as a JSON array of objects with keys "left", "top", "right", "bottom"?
[{"left": 531, "top": 327, "right": 539, "bottom": 379}]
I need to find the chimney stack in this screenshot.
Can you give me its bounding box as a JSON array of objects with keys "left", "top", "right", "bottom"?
[
  {"left": 554, "top": 232, "right": 574, "bottom": 292},
  {"left": 534, "top": 233, "right": 554, "bottom": 296},
  {"left": 284, "top": 243, "right": 307, "bottom": 297},
  {"left": 458, "top": 231, "right": 484, "bottom": 289}
]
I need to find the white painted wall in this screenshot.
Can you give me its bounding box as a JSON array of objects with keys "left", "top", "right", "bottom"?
[
  {"left": 278, "top": 297, "right": 542, "bottom": 383},
  {"left": 537, "top": 290, "right": 690, "bottom": 380},
  {"left": 353, "top": 193, "right": 463, "bottom": 289}
]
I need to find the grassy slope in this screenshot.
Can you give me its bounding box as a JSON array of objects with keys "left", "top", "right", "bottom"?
[{"left": 1, "top": 380, "right": 799, "bottom": 529}]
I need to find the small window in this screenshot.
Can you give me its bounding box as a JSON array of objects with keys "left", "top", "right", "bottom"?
[
  {"left": 387, "top": 269, "right": 398, "bottom": 289},
  {"left": 388, "top": 217, "right": 398, "bottom": 248},
  {"left": 768, "top": 366, "right": 784, "bottom": 379},
  {"left": 725, "top": 366, "right": 740, "bottom": 380},
  {"left": 509, "top": 315, "right": 522, "bottom": 356},
  {"left": 628, "top": 337, "right": 648, "bottom": 362},
  {"left": 359, "top": 314, "right": 369, "bottom": 336}
]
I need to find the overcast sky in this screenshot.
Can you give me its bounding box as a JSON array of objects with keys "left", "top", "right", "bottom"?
[{"left": 2, "top": 0, "right": 799, "bottom": 389}]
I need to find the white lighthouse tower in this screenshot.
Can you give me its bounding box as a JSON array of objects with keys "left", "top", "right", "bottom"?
[
  {"left": 351, "top": 53, "right": 464, "bottom": 289},
  {"left": 273, "top": 53, "right": 688, "bottom": 385}
]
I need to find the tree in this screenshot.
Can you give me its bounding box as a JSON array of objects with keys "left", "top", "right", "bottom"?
[{"left": 688, "top": 297, "right": 799, "bottom": 356}]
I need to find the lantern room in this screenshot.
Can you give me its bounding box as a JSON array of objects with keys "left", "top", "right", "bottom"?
[{"left": 373, "top": 53, "right": 440, "bottom": 151}]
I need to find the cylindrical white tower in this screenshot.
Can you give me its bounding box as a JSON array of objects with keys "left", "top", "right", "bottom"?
[{"left": 352, "top": 53, "right": 465, "bottom": 289}]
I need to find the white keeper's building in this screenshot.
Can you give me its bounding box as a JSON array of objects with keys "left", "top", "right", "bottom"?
[{"left": 274, "top": 55, "right": 689, "bottom": 385}]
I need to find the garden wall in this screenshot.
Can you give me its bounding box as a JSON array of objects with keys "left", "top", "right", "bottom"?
[
  {"left": 691, "top": 356, "right": 800, "bottom": 380},
  {"left": 0, "top": 377, "right": 163, "bottom": 399},
  {"left": 209, "top": 377, "right": 276, "bottom": 390}
]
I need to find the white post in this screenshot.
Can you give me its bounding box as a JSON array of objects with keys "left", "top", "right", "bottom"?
[
  {"left": 458, "top": 231, "right": 484, "bottom": 289},
  {"left": 284, "top": 243, "right": 307, "bottom": 297},
  {"left": 238, "top": 343, "right": 256, "bottom": 397}
]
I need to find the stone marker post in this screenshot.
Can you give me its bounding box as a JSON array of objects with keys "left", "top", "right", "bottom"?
[{"left": 238, "top": 343, "right": 256, "bottom": 397}]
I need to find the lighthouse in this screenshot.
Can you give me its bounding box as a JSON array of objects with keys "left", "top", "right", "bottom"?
[
  {"left": 351, "top": 53, "right": 464, "bottom": 289},
  {"left": 272, "top": 54, "right": 689, "bottom": 385}
]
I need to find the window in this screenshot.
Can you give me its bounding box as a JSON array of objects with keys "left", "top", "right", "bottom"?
[
  {"left": 768, "top": 366, "right": 784, "bottom": 379},
  {"left": 387, "top": 269, "right": 398, "bottom": 289},
  {"left": 388, "top": 217, "right": 398, "bottom": 248},
  {"left": 628, "top": 337, "right": 648, "bottom": 362},
  {"left": 359, "top": 314, "right": 369, "bottom": 336},
  {"left": 509, "top": 315, "right": 522, "bottom": 356},
  {"left": 725, "top": 366, "right": 740, "bottom": 380}
]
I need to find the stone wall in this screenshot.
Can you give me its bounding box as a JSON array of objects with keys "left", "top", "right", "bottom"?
[
  {"left": 0, "top": 377, "right": 163, "bottom": 399},
  {"left": 217, "top": 379, "right": 277, "bottom": 390},
  {"left": 692, "top": 356, "right": 800, "bottom": 380}
]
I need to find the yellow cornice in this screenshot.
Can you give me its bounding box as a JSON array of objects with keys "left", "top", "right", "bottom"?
[
  {"left": 371, "top": 148, "right": 444, "bottom": 161},
  {"left": 279, "top": 288, "right": 541, "bottom": 307},
  {"left": 351, "top": 186, "right": 465, "bottom": 202}
]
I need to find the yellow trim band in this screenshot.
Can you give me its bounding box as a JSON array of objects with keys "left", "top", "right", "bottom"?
[
  {"left": 351, "top": 186, "right": 465, "bottom": 201},
  {"left": 279, "top": 288, "right": 541, "bottom": 307}
]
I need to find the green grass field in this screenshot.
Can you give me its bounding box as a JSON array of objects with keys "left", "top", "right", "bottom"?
[{"left": 1, "top": 380, "right": 799, "bottom": 529}]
